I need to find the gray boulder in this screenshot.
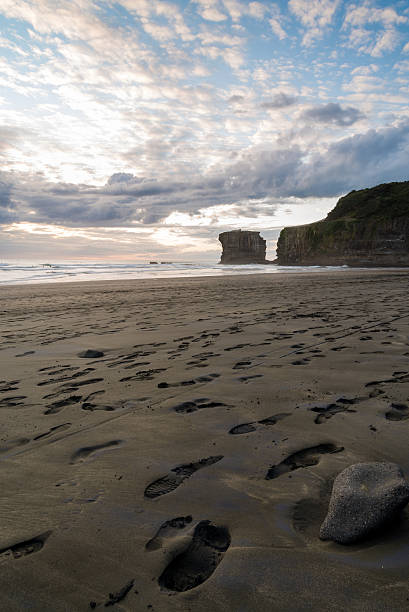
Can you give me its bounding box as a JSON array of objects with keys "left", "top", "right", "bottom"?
[{"left": 320, "top": 462, "right": 409, "bottom": 544}]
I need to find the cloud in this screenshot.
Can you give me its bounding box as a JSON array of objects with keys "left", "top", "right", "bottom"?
[
  {"left": 343, "top": 2, "right": 408, "bottom": 57},
  {"left": 394, "top": 60, "right": 409, "bottom": 73},
  {"left": 302, "top": 102, "right": 365, "bottom": 126},
  {"left": 1, "top": 121, "right": 408, "bottom": 232},
  {"left": 203, "top": 0, "right": 268, "bottom": 23},
  {"left": 289, "top": 0, "right": 340, "bottom": 46},
  {"left": 343, "top": 3, "right": 407, "bottom": 28},
  {"left": 0, "top": 0, "right": 408, "bottom": 263},
  {"left": 269, "top": 18, "right": 287, "bottom": 40},
  {"left": 0, "top": 175, "right": 15, "bottom": 223},
  {"left": 261, "top": 93, "right": 298, "bottom": 109},
  {"left": 293, "top": 121, "right": 409, "bottom": 196},
  {"left": 228, "top": 94, "right": 245, "bottom": 104},
  {"left": 107, "top": 173, "right": 137, "bottom": 185},
  {"left": 248, "top": 2, "right": 267, "bottom": 20},
  {"left": 193, "top": 0, "right": 227, "bottom": 22}
]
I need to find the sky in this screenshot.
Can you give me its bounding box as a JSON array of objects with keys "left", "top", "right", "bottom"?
[{"left": 0, "top": 0, "right": 409, "bottom": 262}]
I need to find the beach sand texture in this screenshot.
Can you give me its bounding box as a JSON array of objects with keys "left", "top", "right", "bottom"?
[{"left": 1, "top": 270, "right": 409, "bottom": 611}]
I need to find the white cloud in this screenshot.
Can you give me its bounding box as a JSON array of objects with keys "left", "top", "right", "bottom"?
[
  {"left": 371, "top": 28, "right": 400, "bottom": 57},
  {"left": 193, "top": 0, "right": 227, "bottom": 22},
  {"left": 343, "top": 2, "right": 408, "bottom": 57},
  {"left": 394, "top": 59, "right": 409, "bottom": 72},
  {"left": 289, "top": 0, "right": 339, "bottom": 46},
  {"left": 221, "top": 0, "right": 267, "bottom": 22},
  {"left": 343, "top": 3, "right": 407, "bottom": 28},
  {"left": 248, "top": 2, "right": 267, "bottom": 20},
  {"left": 269, "top": 18, "right": 287, "bottom": 40}
]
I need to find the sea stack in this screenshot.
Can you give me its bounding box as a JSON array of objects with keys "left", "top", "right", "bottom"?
[
  {"left": 276, "top": 181, "right": 409, "bottom": 267},
  {"left": 219, "top": 229, "right": 267, "bottom": 264}
]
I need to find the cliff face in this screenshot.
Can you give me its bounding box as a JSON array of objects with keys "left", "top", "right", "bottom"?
[
  {"left": 276, "top": 181, "right": 409, "bottom": 267},
  {"left": 219, "top": 230, "right": 266, "bottom": 264}
]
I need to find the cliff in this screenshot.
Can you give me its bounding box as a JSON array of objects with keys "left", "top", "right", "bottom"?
[
  {"left": 276, "top": 181, "right": 409, "bottom": 267},
  {"left": 219, "top": 230, "right": 267, "bottom": 264}
]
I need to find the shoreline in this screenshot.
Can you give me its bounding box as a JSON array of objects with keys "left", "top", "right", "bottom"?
[{"left": 1, "top": 264, "right": 409, "bottom": 290}]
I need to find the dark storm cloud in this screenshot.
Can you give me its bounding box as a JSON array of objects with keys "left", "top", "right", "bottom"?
[
  {"left": 302, "top": 102, "right": 365, "bottom": 126},
  {"left": 293, "top": 120, "right": 409, "bottom": 196},
  {"left": 260, "top": 93, "right": 298, "bottom": 109},
  {"left": 1, "top": 121, "right": 408, "bottom": 228}
]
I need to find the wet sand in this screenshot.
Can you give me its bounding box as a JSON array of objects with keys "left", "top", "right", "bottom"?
[{"left": 0, "top": 269, "right": 409, "bottom": 611}]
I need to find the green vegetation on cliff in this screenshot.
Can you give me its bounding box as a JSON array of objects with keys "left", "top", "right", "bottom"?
[
  {"left": 276, "top": 180, "right": 409, "bottom": 266},
  {"left": 327, "top": 181, "right": 409, "bottom": 221}
]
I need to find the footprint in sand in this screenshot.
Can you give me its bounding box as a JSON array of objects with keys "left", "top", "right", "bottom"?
[
  {"left": 0, "top": 380, "right": 20, "bottom": 393},
  {"left": 144, "top": 456, "right": 223, "bottom": 499},
  {"left": 70, "top": 440, "right": 123, "bottom": 464},
  {"left": 33, "top": 423, "right": 71, "bottom": 441},
  {"left": 158, "top": 520, "right": 230, "bottom": 592},
  {"left": 101, "top": 579, "right": 135, "bottom": 608},
  {"left": 0, "top": 424, "right": 71, "bottom": 453},
  {"left": 365, "top": 372, "right": 409, "bottom": 387},
  {"left": 237, "top": 374, "right": 263, "bottom": 383},
  {"left": 229, "top": 413, "right": 290, "bottom": 435},
  {"left": 157, "top": 373, "right": 220, "bottom": 389},
  {"left": 291, "top": 358, "right": 310, "bottom": 366},
  {"left": 44, "top": 395, "right": 82, "bottom": 415},
  {"left": 120, "top": 368, "right": 166, "bottom": 382},
  {"left": 0, "top": 531, "right": 52, "bottom": 561},
  {"left": 0, "top": 396, "right": 27, "bottom": 407},
  {"left": 37, "top": 368, "right": 95, "bottom": 386},
  {"left": 309, "top": 403, "right": 356, "bottom": 424},
  {"left": 59, "top": 377, "right": 104, "bottom": 393},
  {"left": 146, "top": 516, "right": 193, "bottom": 551},
  {"left": 0, "top": 437, "right": 30, "bottom": 453},
  {"left": 81, "top": 402, "right": 115, "bottom": 411},
  {"left": 265, "top": 443, "right": 344, "bottom": 480},
  {"left": 233, "top": 361, "right": 252, "bottom": 370},
  {"left": 171, "top": 398, "right": 227, "bottom": 414},
  {"left": 385, "top": 403, "right": 409, "bottom": 421}
]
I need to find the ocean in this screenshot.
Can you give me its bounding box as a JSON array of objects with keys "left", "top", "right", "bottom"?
[{"left": 0, "top": 261, "right": 352, "bottom": 285}]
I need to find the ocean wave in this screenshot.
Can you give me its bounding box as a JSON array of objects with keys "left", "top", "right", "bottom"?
[{"left": 0, "top": 261, "right": 358, "bottom": 285}]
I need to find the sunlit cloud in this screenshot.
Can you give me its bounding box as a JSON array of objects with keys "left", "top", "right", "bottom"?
[{"left": 0, "top": 0, "right": 408, "bottom": 261}]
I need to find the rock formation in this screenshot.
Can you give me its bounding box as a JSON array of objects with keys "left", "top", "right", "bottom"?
[
  {"left": 276, "top": 181, "right": 409, "bottom": 266},
  {"left": 219, "top": 229, "right": 267, "bottom": 264},
  {"left": 320, "top": 462, "right": 409, "bottom": 544}
]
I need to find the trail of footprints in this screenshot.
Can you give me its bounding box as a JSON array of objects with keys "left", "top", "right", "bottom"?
[
  {"left": 0, "top": 423, "right": 71, "bottom": 454},
  {"left": 4, "top": 329, "right": 409, "bottom": 601},
  {"left": 144, "top": 368, "right": 409, "bottom": 592}
]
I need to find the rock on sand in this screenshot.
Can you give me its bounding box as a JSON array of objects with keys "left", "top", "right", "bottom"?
[{"left": 320, "top": 462, "right": 409, "bottom": 544}]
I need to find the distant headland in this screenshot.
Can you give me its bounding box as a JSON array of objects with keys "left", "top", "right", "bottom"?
[{"left": 276, "top": 181, "right": 409, "bottom": 267}]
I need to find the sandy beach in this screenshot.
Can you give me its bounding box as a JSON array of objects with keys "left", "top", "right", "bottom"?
[{"left": 1, "top": 269, "right": 409, "bottom": 611}]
